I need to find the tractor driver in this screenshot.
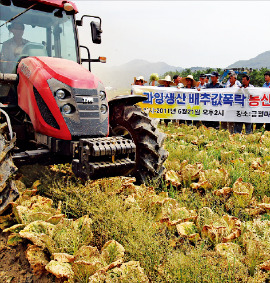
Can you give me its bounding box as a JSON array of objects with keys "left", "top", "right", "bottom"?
[{"left": 0, "top": 22, "right": 29, "bottom": 73}]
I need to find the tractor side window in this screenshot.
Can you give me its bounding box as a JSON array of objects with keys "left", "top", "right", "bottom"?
[{"left": 51, "top": 18, "right": 77, "bottom": 62}]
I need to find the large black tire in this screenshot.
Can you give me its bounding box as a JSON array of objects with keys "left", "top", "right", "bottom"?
[
  {"left": 110, "top": 104, "right": 168, "bottom": 184},
  {"left": 0, "top": 121, "right": 18, "bottom": 215}
]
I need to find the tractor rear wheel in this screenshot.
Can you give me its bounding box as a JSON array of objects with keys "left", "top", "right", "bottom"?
[
  {"left": 0, "top": 121, "right": 18, "bottom": 215},
  {"left": 110, "top": 104, "right": 168, "bottom": 184}
]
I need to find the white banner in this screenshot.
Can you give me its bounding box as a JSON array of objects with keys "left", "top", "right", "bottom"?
[{"left": 133, "top": 85, "right": 270, "bottom": 122}]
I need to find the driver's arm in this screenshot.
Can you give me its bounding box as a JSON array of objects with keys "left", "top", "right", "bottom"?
[
  {"left": 0, "top": 41, "right": 14, "bottom": 73},
  {"left": 0, "top": 42, "right": 9, "bottom": 73}
]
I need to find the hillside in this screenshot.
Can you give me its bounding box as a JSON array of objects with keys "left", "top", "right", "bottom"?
[
  {"left": 92, "top": 59, "right": 183, "bottom": 90},
  {"left": 227, "top": 50, "right": 270, "bottom": 69},
  {"left": 91, "top": 50, "right": 270, "bottom": 92}
]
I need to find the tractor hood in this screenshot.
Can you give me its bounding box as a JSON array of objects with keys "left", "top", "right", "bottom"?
[
  {"left": 30, "top": 57, "right": 103, "bottom": 89},
  {"left": 17, "top": 56, "right": 109, "bottom": 140}
]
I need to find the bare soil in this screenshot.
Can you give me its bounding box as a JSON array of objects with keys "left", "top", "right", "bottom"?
[{"left": 0, "top": 230, "right": 56, "bottom": 283}]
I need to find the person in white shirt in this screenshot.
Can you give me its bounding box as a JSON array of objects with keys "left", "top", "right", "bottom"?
[
  {"left": 173, "top": 75, "right": 184, "bottom": 125},
  {"left": 225, "top": 71, "right": 241, "bottom": 88},
  {"left": 173, "top": 75, "right": 184, "bottom": 89},
  {"left": 221, "top": 74, "right": 240, "bottom": 133},
  {"left": 196, "top": 74, "right": 206, "bottom": 91},
  {"left": 234, "top": 74, "right": 254, "bottom": 134},
  {"left": 227, "top": 73, "right": 240, "bottom": 88}
]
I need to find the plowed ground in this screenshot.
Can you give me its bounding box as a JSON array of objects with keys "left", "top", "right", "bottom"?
[{"left": 0, "top": 231, "right": 56, "bottom": 283}]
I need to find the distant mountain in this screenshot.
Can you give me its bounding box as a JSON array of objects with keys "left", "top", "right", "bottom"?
[
  {"left": 91, "top": 51, "right": 270, "bottom": 92},
  {"left": 189, "top": 67, "right": 209, "bottom": 72},
  {"left": 227, "top": 51, "right": 270, "bottom": 69},
  {"left": 92, "top": 59, "right": 183, "bottom": 90}
]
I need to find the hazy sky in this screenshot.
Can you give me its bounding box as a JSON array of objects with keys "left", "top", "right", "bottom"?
[{"left": 74, "top": 1, "right": 270, "bottom": 69}]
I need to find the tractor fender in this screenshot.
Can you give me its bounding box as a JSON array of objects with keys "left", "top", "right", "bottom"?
[{"left": 108, "top": 94, "right": 147, "bottom": 109}]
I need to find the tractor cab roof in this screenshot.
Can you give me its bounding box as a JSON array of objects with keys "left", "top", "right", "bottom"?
[
  {"left": 1, "top": 0, "right": 78, "bottom": 28},
  {"left": 29, "top": 0, "right": 78, "bottom": 13},
  {"left": 1, "top": 0, "right": 78, "bottom": 13}
]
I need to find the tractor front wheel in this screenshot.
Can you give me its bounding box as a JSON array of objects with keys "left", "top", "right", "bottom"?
[
  {"left": 110, "top": 104, "right": 168, "bottom": 184},
  {"left": 0, "top": 120, "right": 18, "bottom": 215}
]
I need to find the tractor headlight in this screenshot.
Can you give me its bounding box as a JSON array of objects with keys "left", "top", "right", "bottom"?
[
  {"left": 62, "top": 104, "right": 72, "bottom": 114},
  {"left": 55, "top": 89, "right": 66, "bottom": 100},
  {"left": 100, "top": 104, "right": 107, "bottom": 114},
  {"left": 99, "top": 90, "right": 106, "bottom": 100}
]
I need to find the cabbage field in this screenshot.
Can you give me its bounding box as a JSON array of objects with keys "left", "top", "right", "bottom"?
[{"left": 2, "top": 123, "right": 270, "bottom": 282}]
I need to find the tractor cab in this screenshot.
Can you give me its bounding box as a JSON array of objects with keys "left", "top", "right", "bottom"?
[
  {"left": 0, "top": 0, "right": 80, "bottom": 104},
  {"left": 0, "top": 0, "right": 103, "bottom": 106},
  {"left": 0, "top": 0, "right": 79, "bottom": 73}
]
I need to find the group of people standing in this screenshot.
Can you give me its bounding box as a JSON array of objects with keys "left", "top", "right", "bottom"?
[{"left": 133, "top": 71, "right": 270, "bottom": 134}]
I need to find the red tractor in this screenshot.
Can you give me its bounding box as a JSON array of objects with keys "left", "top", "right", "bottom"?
[{"left": 0, "top": 0, "right": 168, "bottom": 213}]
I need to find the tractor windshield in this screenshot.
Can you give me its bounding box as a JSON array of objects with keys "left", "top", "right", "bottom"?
[{"left": 0, "top": 1, "right": 78, "bottom": 74}]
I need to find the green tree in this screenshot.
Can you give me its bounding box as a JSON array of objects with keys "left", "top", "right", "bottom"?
[{"left": 250, "top": 68, "right": 270, "bottom": 87}]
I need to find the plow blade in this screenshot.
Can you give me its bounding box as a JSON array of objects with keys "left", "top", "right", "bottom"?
[{"left": 72, "top": 136, "right": 136, "bottom": 179}]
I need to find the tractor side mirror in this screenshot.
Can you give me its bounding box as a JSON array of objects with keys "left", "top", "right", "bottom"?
[{"left": 91, "top": 21, "right": 102, "bottom": 44}]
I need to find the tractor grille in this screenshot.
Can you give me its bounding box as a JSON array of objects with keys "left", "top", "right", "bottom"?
[
  {"left": 74, "top": 88, "right": 99, "bottom": 119},
  {"left": 33, "top": 87, "right": 60, "bottom": 129}
]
